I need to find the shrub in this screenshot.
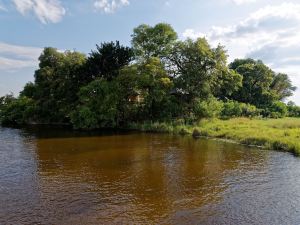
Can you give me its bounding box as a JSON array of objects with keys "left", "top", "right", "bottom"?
[
  {"left": 221, "top": 100, "right": 259, "bottom": 118},
  {"left": 70, "top": 106, "right": 98, "bottom": 130},
  {"left": 193, "top": 97, "right": 224, "bottom": 119},
  {"left": 265, "top": 101, "right": 288, "bottom": 118},
  {"left": 0, "top": 95, "right": 36, "bottom": 125},
  {"left": 287, "top": 101, "right": 300, "bottom": 117}
]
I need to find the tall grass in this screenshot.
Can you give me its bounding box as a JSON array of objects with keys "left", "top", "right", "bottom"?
[
  {"left": 129, "top": 118, "right": 300, "bottom": 156},
  {"left": 196, "top": 118, "right": 300, "bottom": 156}
]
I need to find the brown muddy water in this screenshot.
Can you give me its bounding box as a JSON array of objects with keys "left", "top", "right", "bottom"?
[{"left": 1, "top": 126, "right": 300, "bottom": 225}]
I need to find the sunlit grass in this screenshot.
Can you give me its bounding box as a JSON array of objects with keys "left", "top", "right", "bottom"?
[
  {"left": 193, "top": 118, "right": 300, "bottom": 155},
  {"left": 129, "top": 117, "right": 300, "bottom": 156}
]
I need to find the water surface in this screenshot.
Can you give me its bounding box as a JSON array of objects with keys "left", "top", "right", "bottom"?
[{"left": 1, "top": 126, "right": 300, "bottom": 224}]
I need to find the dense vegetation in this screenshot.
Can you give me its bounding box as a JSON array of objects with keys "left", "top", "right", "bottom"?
[{"left": 0, "top": 23, "right": 299, "bottom": 129}]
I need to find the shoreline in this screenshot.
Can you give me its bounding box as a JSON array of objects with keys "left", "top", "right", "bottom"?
[
  {"left": 129, "top": 117, "right": 300, "bottom": 156},
  {"left": 2, "top": 117, "right": 300, "bottom": 156}
]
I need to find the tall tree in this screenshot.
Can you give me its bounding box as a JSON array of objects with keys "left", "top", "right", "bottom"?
[
  {"left": 229, "top": 58, "right": 296, "bottom": 107},
  {"left": 86, "top": 41, "right": 133, "bottom": 81},
  {"left": 118, "top": 57, "right": 175, "bottom": 120},
  {"left": 270, "top": 73, "right": 296, "bottom": 101},
  {"left": 131, "top": 23, "right": 178, "bottom": 60},
  {"left": 27, "top": 47, "right": 87, "bottom": 123},
  {"left": 169, "top": 38, "right": 242, "bottom": 101}
]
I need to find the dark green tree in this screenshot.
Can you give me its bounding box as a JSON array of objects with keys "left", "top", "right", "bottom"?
[
  {"left": 70, "top": 79, "right": 120, "bottom": 129},
  {"left": 229, "top": 59, "right": 296, "bottom": 107},
  {"left": 0, "top": 95, "right": 35, "bottom": 125},
  {"left": 86, "top": 41, "right": 133, "bottom": 81},
  {"left": 28, "top": 48, "right": 87, "bottom": 123},
  {"left": 229, "top": 59, "right": 275, "bottom": 107}
]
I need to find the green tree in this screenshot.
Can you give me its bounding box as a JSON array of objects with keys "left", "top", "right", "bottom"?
[
  {"left": 211, "top": 45, "right": 242, "bottom": 99},
  {"left": 70, "top": 79, "right": 120, "bottom": 129},
  {"left": 86, "top": 41, "right": 133, "bottom": 81},
  {"left": 0, "top": 95, "right": 35, "bottom": 125},
  {"left": 138, "top": 58, "right": 174, "bottom": 119},
  {"left": 29, "top": 48, "right": 87, "bottom": 123},
  {"left": 131, "top": 23, "right": 178, "bottom": 60},
  {"left": 169, "top": 39, "right": 242, "bottom": 101},
  {"left": 270, "top": 73, "right": 296, "bottom": 101},
  {"left": 265, "top": 101, "right": 288, "bottom": 118},
  {"left": 118, "top": 57, "right": 176, "bottom": 120},
  {"left": 229, "top": 59, "right": 275, "bottom": 107},
  {"left": 229, "top": 59, "right": 296, "bottom": 107},
  {"left": 287, "top": 101, "right": 300, "bottom": 117}
]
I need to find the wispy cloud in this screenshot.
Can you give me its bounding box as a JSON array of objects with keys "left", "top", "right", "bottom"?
[
  {"left": 11, "top": 0, "right": 66, "bottom": 24},
  {"left": 183, "top": 2, "right": 300, "bottom": 103},
  {"left": 94, "top": 0, "right": 129, "bottom": 13},
  {"left": 0, "top": 42, "right": 42, "bottom": 71}
]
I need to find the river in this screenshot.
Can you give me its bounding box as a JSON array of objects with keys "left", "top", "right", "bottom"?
[{"left": 1, "top": 126, "right": 300, "bottom": 224}]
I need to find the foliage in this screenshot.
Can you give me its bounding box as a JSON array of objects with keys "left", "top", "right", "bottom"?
[
  {"left": 0, "top": 23, "right": 298, "bottom": 129},
  {"left": 193, "top": 97, "right": 224, "bottom": 119},
  {"left": 229, "top": 59, "right": 295, "bottom": 107},
  {"left": 264, "top": 101, "right": 288, "bottom": 118},
  {"left": 222, "top": 100, "right": 260, "bottom": 118},
  {"left": 270, "top": 73, "right": 296, "bottom": 101},
  {"left": 86, "top": 41, "right": 133, "bottom": 81},
  {"left": 131, "top": 23, "right": 177, "bottom": 59},
  {"left": 169, "top": 39, "right": 242, "bottom": 100},
  {"left": 0, "top": 95, "right": 35, "bottom": 125},
  {"left": 70, "top": 79, "right": 120, "bottom": 129},
  {"left": 287, "top": 101, "right": 300, "bottom": 117},
  {"left": 25, "top": 47, "right": 87, "bottom": 123}
]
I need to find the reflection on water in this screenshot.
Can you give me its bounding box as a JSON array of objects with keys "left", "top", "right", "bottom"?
[{"left": 1, "top": 126, "right": 300, "bottom": 224}]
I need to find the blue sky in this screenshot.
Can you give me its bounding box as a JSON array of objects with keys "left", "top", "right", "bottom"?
[{"left": 1, "top": 0, "right": 300, "bottom": 104}]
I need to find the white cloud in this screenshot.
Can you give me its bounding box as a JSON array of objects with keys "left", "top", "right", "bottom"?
[
  {"left": 0, "top": 42, "right": 42, "bottom": 71},
  {"left": 94, "top": 0, "right": 129, "bottom": 13},
  {"left": 183, "top": 29, "right": 206, "bottom": 40},
  {"left": 183, "top": 3, "right": 300, "bottom": 104},
  {"left": 12, "top": 0, "right": 65, "bottom": 24},
  {"left": 0, "top": 57, "right": 37, "bottom": 71}
]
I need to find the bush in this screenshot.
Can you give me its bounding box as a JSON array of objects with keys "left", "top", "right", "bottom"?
[
  {"left": 221, "top": 100, "right": 259, "bottom": 118},
  {"left": 70, "top": 106, "right": 98, "bottom": 130},
  {"left": 265, "top": 101, "right": 288, "bottom": 118},
  {"left": 287, "top": 101, "right": 300, "bottom": 117},
  {"left": 70, "top": 79, "right": 120, "bottom": 129},
  {"left": 193, "top": 97, "right": 224, "bottom": 119},
  {"left": 0, "top": 95, "right": 36, "bottom": 125}
]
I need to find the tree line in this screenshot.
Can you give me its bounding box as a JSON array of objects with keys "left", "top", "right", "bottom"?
[{"left": 0, "top": 23, "right": 299, "bottom": 129}]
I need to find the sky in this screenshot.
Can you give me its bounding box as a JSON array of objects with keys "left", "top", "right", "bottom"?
[{"left": 0, "top": 0, "right": 300, "bottom": 104}]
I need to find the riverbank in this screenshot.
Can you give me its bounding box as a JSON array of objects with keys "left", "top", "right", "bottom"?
[{"left": 129, "top": 117, "right": 300, "bottom": 156}]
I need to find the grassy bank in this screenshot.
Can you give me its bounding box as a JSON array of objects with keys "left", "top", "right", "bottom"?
[{"left": 129, "top": 117, "right": 300, "bottom": 156}]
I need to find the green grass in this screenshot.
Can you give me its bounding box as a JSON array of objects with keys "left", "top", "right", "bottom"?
[{"left": 129, "top": 117, "right": 300, "bottom": 156}]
